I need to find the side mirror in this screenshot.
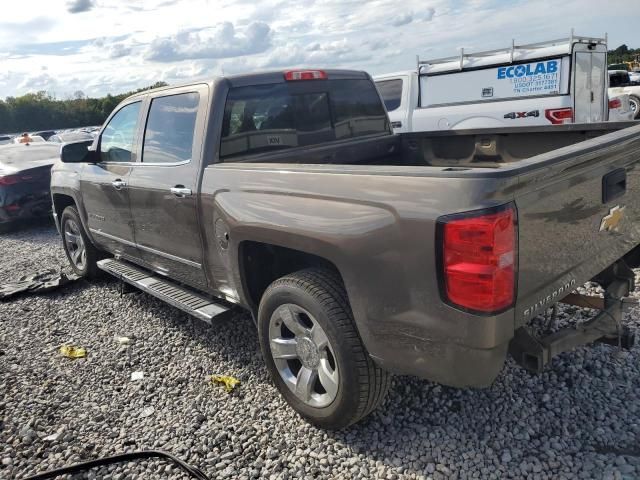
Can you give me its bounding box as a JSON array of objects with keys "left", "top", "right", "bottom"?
[{"left": 60, "top": 140, "right": 97, "bottom": 163}]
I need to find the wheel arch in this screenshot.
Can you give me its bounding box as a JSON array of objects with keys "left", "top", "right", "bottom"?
[
  {"left": 52, "top": 193, "right": 77, "bottom": 231},
  {"left": 51, "top": 191, "right": 97, "bottom": 247},
  {"left": 238, "top": 240, "right": 346, "bottom": 316}
]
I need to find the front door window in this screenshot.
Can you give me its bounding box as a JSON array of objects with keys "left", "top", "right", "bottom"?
[{"left": 100, "top": 101, "right": 141, "bottom": 163}]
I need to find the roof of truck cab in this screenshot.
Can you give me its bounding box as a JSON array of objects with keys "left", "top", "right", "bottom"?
[
  {"left": 373, "top": 71, "right": 416, "bottom": 80},
  {"left": 126, "top": 69, "right": 372, "bottom": 99}
]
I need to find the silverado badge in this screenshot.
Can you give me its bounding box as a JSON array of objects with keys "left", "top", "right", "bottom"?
[{"left": 599, "top": 205, "right": 625, "bottom": 232}]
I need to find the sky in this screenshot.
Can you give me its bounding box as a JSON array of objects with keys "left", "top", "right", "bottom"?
[{"left": 0, "top": 0, "right": 638, "bottom": 99}]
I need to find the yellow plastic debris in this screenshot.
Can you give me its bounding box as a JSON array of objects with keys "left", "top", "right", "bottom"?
[
  {"left": 211, "top": 375, "right": 240, "bottom": 393},
  {"left": 59, "top": 345, "right": 87, "bottom": 359}
]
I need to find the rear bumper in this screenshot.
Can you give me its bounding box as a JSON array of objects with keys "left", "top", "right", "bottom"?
[
  {"left": 0, "top": 187, "right": 52, "bottom": 224},
  {"left": 0, "top": 200, "right": 51, "bottom": 224},
  {"left": 354, "top": 300, "right": 515, "bottom": 388},
  {"left": 370, "top": 336, "right": 509, "bottom": 388}
]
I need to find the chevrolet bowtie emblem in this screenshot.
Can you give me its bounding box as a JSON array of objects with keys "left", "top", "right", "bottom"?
[{"left": 599, "top": 205, "right": 625, "bottom": 232}]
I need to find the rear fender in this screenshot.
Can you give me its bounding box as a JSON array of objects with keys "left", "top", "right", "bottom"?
[{"left": 203, "top": 190, "right": 398, "bottom": 351}]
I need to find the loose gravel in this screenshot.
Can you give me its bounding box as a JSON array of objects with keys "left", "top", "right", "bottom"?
[{"left": 1, "top": 223, "right": 640, "bottom": 480}]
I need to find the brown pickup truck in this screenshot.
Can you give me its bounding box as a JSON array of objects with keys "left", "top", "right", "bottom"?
[{"left": 50, "top": 69, "right": 640, "bottom": 429}]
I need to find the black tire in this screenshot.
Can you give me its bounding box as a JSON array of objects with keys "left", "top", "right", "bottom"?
[
  {"left": 630, "top": 95, "right": 640, "bottom": 120},
  {"left": 60, "top": 206, "right": 103, "bottom": 278},
  {"left": 258, "top": 268, "right": 391, "bottom": 429}
]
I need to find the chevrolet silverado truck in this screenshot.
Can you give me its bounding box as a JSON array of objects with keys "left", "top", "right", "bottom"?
[{"left": 50, "top": 69, "right": 640, "bottom": 429}]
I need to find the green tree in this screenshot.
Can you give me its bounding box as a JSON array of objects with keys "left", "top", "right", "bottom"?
[
  {"left": 609, "top": 44, "right": 640, "bottom": 67},
  {"left": 0, "top": 81, "right": 169, "bottom": 134}
]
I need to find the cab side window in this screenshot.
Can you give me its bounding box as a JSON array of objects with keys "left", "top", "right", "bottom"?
[
  {"left": 100, "top": 101, "right": 142, "bottom": 163},
  {"left": 142, "top": 92, "right": 200, "bottom": 164},
  {"left": 375, "top": 79, "right": 403, "bottom": 112}
]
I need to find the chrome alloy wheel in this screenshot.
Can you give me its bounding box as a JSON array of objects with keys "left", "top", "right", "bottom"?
[
  {"left": 63, "top": 219, "right": 86, "bottom": 271},
  {"left": 268, "top": 304, "right": 339, "bottom": 408}
]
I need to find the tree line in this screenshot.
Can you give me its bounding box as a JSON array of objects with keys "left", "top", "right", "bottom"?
[
  {"left": 0, "top": 82, "right": 168, "bottom": 134},
  {"left": 607, "top": 44, "right": 640, "bottom": 66}
]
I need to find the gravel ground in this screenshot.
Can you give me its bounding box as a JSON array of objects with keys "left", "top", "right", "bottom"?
[{"left": 1, "top": 224, "right": 640, "bottom": 480}]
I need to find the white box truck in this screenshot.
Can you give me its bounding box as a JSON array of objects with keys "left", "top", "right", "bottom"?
[{"left": 375, "top": 32, "right": 612, "bottom": 133}]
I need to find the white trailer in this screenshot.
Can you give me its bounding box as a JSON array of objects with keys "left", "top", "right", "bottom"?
[{"left": 375, "top": 32, "right": 610, "bottom": 133}]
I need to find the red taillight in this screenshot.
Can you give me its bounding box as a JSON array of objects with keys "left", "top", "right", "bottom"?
[
  {"left": 544, "top": 107, "right": 573, "bottom": 125},
  {"left": 0, "top": 174, "right": 20, "bottom": 186},
  {"left": 284, "top": 70, "right": 327, "bottom": 81},
  {"left": 439, "top": 204, "right": 517, "bottom": 313},
  {"left": 608, "top": 98, "right": 622, "bottom": 109}
]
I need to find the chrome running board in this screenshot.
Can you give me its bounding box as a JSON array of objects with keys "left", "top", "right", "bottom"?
[{"left": 97, "top": 258, "right": 231, "bottom": 324}]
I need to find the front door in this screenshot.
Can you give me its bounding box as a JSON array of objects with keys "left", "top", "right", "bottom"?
[
  {"left": 80, "top": 100, "right": 143, "bottom": 259},
  {"left": 574, "top": 51, "right": 607, "bottom": 123},
  {"left": 127, "top": 86, "right": 209, "bottom": 289}
]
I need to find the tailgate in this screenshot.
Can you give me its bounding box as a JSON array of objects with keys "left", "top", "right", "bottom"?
[{"left": 514, "top": 123, "right": 640, "bottom": 325}]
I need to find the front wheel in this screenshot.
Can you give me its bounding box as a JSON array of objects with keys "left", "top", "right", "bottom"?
[
  {"left": 60, "top": 206, "right": 103, "bottom": 278},
  {"left": 258, "top": 268, "right": 391, "bottom": 429}
]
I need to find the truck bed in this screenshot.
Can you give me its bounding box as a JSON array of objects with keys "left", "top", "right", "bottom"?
[
  {"left": 401, "top": 121, "right": 640, "bottom": 168},
  {"left": 218, "top": 122, "right": 640, "bottom": 342}
]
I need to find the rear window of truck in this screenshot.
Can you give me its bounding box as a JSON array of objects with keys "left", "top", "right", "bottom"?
[{"left": 220, "top": 79, "right": 389, "bottom": 160}]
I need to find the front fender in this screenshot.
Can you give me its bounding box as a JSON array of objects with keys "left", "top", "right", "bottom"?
[{"left": 50, "top": 163, "right": 93, "bottom": 241}]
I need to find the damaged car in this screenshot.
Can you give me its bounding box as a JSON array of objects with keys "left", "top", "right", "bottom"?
[{"left": 0, "top": 143, "right": 60, "bottom": 230}]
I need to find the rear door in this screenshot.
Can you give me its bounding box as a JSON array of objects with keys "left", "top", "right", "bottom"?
[
  {"left": 80, "top": 99, "right": 143, "bottom": 258},
  {"left": 573, "top": 49, "right": 607, "bottom": 123},
  {"left": 126, "top": 85, "right": 209, "bottom": 289}
]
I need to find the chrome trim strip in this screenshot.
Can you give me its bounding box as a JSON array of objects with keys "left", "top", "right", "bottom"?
[
  {"left": 98, "top": 159, "right": 191, "bottom": 167},
  {"left": 136, "top": 243, "right": 202, "bottom": 268},
  {"left": 90, "top": 228, "right": 136, "bottom": 247},
  {"left": 89, "top": 228, "right": 202, "bottom": 269}
]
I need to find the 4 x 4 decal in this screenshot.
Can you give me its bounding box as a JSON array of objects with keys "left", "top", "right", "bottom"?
[{"left": 504, "top": 110, "right": 540, "bottom": 119}]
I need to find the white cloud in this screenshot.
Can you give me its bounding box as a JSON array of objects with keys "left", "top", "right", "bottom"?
[
  {"left": 66, "top": 0, "right": 95, "bottom": 13},
  {"left": 107, "top": 42, "right": 133, "bottom": 59},
  {"left": 144, "top": 21, "right": 272, "bottom": 62},
  {"left": 390, "top": 12, "right": 414, "bottom": 27},
  {"left": 18, "top": 72, "right": 58, "bottom": 92},
  {"left": 0, "top": 0, "right": 638, "bottom": 99}
]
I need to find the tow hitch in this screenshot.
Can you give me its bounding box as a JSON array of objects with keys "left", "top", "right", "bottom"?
[{"left": 509, "top": 260, "right": 637, "bottom": 373}]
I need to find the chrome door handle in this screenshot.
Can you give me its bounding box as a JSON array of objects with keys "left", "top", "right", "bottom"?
[
  {"left": 112, "top": 179, "right": 127, "bottom": 190},
  {"left": 170, "top": 187, "right": 192, "bottom": 197}
]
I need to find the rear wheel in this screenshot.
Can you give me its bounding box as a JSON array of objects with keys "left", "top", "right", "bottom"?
[
  {"left": 629, "top": 95, "right": 640, "bottom": 119},
  {"left": 60, "top": 206, "right": 103, "bottom": 278},
  {"left": 258, "top": 268, "right": 391, "bottom": 429}
]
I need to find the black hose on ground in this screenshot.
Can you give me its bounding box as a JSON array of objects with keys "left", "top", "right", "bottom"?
[{"left": 20, "top": 450, "right": 210, "bottom": 480}]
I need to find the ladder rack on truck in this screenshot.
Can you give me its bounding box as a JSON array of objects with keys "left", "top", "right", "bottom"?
[
  {"left": 374, "top": 30, "right": 612, "bottom": 133},
  {"left": 417, "top": 30, "right": 607, "bottom": 74}
]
